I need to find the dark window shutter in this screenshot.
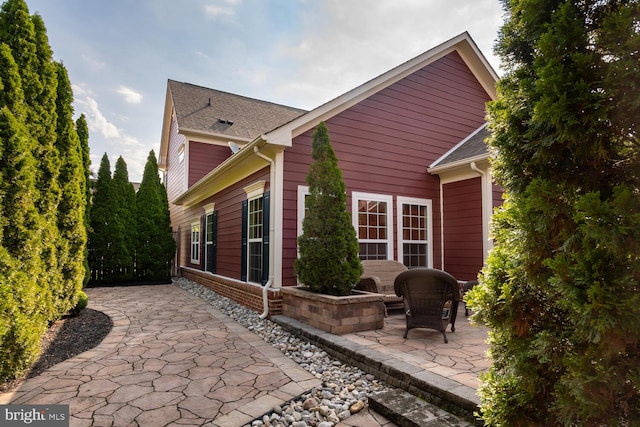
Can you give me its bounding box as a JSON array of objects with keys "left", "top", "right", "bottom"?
[
  {"left": 241, "top": 199, "right": 248, "bottom": 281},
  {"left": 209, "top": 211, "right": 217, "bottom": 274},
  {"left": 200, "top": 215, "right": 205, "bottom": 270},
  {"left": 261, "top": 191, "right": 270, "bottom": 285}
]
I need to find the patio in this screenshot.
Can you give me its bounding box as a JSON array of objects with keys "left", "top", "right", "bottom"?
[
  {"left": 273, "top": 302, "right": 492, "bottom": 420},
  {"left": 344, "top": 305, "right": 491, "bottom": 390}
]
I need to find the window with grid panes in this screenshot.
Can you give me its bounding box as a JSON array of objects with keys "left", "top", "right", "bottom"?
[
  {"left": 247, "top": 197, "right": 263, "bottom": 283},
  {"left": 353, "top": 193, "right": 393, "bottom": 260}
]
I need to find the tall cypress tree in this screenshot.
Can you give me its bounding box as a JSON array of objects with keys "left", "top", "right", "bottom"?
[
  {"left": 0, "top": 42, "right": 48, "bottom": 380},
  {"left": 75, "top": 114, "right": 91, "bottom": 285},
  {"left": 89, "top": 154, "right": 113, "bottom": 283},
  {"left": 136, "top": 150, "right": 175, "bottom": 281},
  {"left": 0, "top": 0, "right": 61, "bottom": 320},
  {"left": 295, "top": 122, "right": 362, "bottom": 295},
  {"left": 469, "top": 1, "right": 640, "bottom": 425},
  {"left": 111, "top": 156, "right": 136, "bottom": 281},
  {"left": 54, "top": 61, "right": 86, "bottom": 310}
]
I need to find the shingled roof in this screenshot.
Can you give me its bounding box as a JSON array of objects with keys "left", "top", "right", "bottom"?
[
  {"left": 429, "top": 124, "right": 490, "bottom": 169},
  {"left": 168, "top": 79, "right": 307, "bottom": 140}
]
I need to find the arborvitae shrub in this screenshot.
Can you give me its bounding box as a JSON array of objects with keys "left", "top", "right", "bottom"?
[{"left": 295, "top": 122, "right": 362, "bottom": 295}]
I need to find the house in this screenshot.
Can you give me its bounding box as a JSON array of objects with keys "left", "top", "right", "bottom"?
[{"left": 158, "top": 32, "right": 501, "bottom": 317}]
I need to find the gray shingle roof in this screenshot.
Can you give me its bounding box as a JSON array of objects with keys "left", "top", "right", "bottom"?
[
  {"left": 168, "top": 80, "right": 307, "bottom": 140},
  {"left": 433, "top": 125, "right": 490, "bottom": 167}
]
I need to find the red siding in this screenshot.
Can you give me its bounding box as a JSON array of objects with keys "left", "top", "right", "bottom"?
[
  {"left": 281, "top": 51, "right": 491, "bottom": 286},
  {"left": 188, "top": 142, "right": 231, "bottom": 187},
  {"left": 442, "top": 178, "right": 483, "bottom": 281},
  {"left": 175, "top": 168, "right": 270, "bottom": 279}
]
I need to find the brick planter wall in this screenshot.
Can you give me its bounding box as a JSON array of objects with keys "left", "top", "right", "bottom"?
[
  {"left": 181, "top": 268, "right": 283, "bottom": 316},
  {"left": 281, "top": 287, "right": 385, "bottom": 335}
]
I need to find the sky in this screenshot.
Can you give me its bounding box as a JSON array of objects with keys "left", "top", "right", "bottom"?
[{"left": 25, "top": 0, "right": 506, "bottom": 183}]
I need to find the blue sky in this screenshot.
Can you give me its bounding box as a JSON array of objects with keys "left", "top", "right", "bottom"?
[{"left": 25, "top": 0, "right": 505, "bottom": 182}]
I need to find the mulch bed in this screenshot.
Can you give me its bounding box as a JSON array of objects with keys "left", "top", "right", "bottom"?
[{"left": 0, "top": 308, "right": 113, "bottom": 393}]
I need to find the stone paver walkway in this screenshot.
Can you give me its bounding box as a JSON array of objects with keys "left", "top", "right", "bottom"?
[
  {"left": 344, "top": 306, "right": 491, "bottom": 391},
  {"left": 0, "top": 285, "right": 321, "bottom": 427}
]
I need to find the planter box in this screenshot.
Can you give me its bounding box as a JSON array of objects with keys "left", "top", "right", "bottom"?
[{"left": 281, "top": 286, "right": 386, "bottom": 335}]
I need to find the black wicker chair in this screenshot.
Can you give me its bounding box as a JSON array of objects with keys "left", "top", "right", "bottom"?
[{"left": 393, "top": 268, "right": 461, "bottom": 343}]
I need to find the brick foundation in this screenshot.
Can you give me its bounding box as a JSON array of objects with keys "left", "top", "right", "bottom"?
[
  {"left": 281, "top": 287, "right": 385, "bottom": 335},
  {"left": 180, "top": 268, "right": 283, "bottom": 317}
]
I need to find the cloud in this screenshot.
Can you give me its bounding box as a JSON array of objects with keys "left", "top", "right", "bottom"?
[
  {"left": 268, "top": 0, "right": 503, "bottom": 109},
  {"left": 117, "top": 86, "right": 143, "bottom": 104},
  {"left": 80, "top": 96, "right": 121, "bottom": 139},
  {"left": 204, "top": 0, "right": 241, "bottom": 19},
  {"left": 81, "top": 54, "right": 106, "bottom": 72}
]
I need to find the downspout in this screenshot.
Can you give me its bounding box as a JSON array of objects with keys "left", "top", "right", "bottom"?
[
  {"left": 470, "top": 162, "right": 490, "bottom": 261},
  {"left": 254, "top": 146, "right": 274, "bottom": 319}
]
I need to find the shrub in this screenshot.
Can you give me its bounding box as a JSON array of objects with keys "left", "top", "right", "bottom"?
[
  {"left": 70, "top": 291, "right": 88, "bottom": 317},
  {"left": 295, "top": 122, "right": 362, "bottom": 295}
]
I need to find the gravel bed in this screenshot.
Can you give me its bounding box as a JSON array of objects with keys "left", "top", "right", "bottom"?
[{"left": 175, "top": 277, "right": 391, "bottom": 427}]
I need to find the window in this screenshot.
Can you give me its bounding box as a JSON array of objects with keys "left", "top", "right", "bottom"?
[
  {"left": 177, "top": 143, "right": 185, "bottom": 163},
  {"left": 397, "top": 197, "right": 432, "bottom": 268},
  {"left": 241, "top": 181, "right": 269, "bottom": 285},
  {"left": 190, "top": 223, "right": 200, "bottom": 264},
  {"left": 297, "top": 185, "right": 310, "bottom": 237},
  {"left": 204, "top": 210, "right": 217, "bottom": 273},
  {"left": 352, "top": 192, "right": 393, "bottom": 260},
  {"left": 247, "top": 196, "right": 263, "bottom": 283}
]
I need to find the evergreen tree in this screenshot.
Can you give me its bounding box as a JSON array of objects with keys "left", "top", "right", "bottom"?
[
  {"left": 0, "top": 42, "right": 48, "bottom": 381},
  {"left": 468, "top": 1, "right": 640, "bottom": 425},
  {"left": 54, "top": 61, "right": 86, "bottom": 310},
  {"left": 111, "top": 156, "right": 136, "bottom": 281},
  {"left": 136, "top": 150, "right": 175, "bottom": 281},
  {"left": 88, "top": 154, "right": 113, "bottom": 283},
  {"left": 295, "top": 122, "right": 362, "bottom": 295},
  {"left": 75, "top": 114, "right": 91, "bottom": 285},
  {"left": 0, "top": 0, "right": 61, "bottom": 319}
]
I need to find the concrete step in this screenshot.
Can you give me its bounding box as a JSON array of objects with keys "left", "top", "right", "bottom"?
[{"left": 369, "top": 388, "right": 479, "bottom": 427}]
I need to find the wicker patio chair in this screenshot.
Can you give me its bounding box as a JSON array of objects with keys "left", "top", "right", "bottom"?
[{"left": 393, "top": 268, "right": 461, "bottom": 343}]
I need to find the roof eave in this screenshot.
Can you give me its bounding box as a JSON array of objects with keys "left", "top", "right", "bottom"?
[
  {"left": 427, "top": 154, "right": 490, "bottom": 175},
  {"left": 262, "top": 32, "right": 499, "bottom": 146},
  {"left": 158, "top": 82, "right": 174, "bottom": 170},
  {"left": 172, "top": 135, "right": 269, "bottom": 207}
]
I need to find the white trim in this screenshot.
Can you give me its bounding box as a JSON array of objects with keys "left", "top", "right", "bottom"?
[
  {"left": 190, "top": 222, "right": 200, "bottom": 264},
  {"left": 297, "top": 185, "right": 310, "bottom": 238},
  {"left": 352, "top": 192, "right": 394, "bottom": 260},
  {"left": 470, "top": 162, "right": 494, "bottom": 262},
  {"left": 203, "top": 203, "right": 215, "bottom": 214},
  {"left": 396, "top": 196, "right": 433, "bottom": 268},
  {"left": 271, "top": 150, "right": 285, "bottom": 289},
  {"left": 243, "top": 180, "right": 266, "bottom": 199},
  {"left": 183, "top": 142, "right": 189, "bottom": 193}
]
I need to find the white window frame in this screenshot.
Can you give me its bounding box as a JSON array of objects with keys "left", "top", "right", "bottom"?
[
  {"left": 297, "top": 185, "right": 310, "bottom": 238},
  {"left": 244, "top": 181, "right": 265, "bottom": 284},
  {"left": 190, "top": 222, "right": 200, "bottom": 264},
  {"left": 352, "top": 192, "right": 394, "bottom": 260},
  {"left": 396, "top": 196, "right": 433, "bottom": 268}
]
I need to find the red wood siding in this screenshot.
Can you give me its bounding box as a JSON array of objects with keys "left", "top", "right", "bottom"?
[
  {"left": 188, "top": 142, "right": 231, "bottom": 187},
  {"left": 281, "top": 51, "right": 491, "bottom": 286},
  {"left": 442, "top": 178, "right": 483, "bottom": 281},
  {"left": 175, "top": 168, "right": 269, "bottom": 279}
]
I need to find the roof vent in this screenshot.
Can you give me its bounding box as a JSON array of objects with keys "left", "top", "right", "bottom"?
[{"left": 218, "top": 118, "right": 234, "bottom": 125}]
